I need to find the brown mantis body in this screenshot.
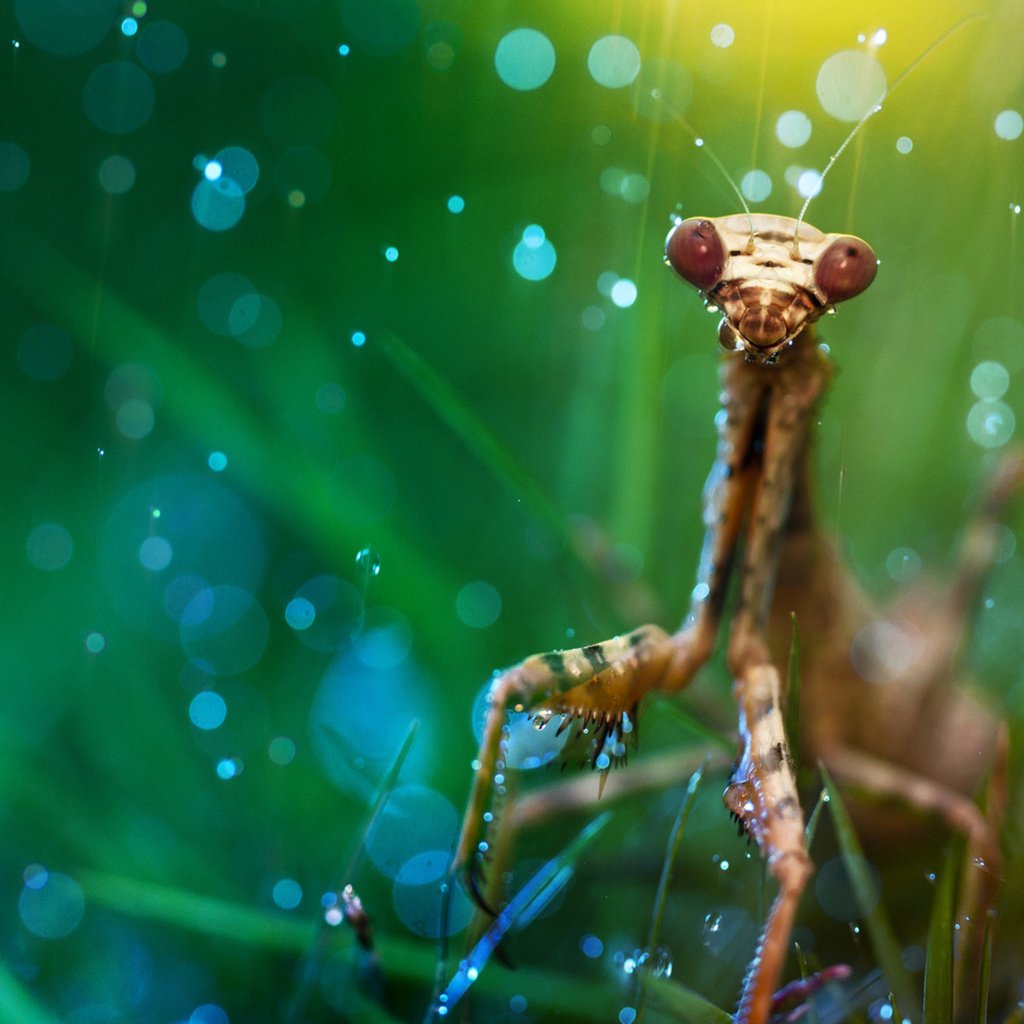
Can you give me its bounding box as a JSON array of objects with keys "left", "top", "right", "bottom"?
[{"left": 449, "top": 212, "right": 1016, "bottom": 1022}]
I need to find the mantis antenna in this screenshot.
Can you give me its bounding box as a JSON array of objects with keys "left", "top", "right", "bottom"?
[
  {"left": 664, "top": 105, "right": 756, "bottom": 247},
  {"left": 793, "top": 14, "right": 988, "bottom": 250}
]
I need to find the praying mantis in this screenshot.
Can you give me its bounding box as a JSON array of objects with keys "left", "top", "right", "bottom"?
[
  {"left": 439, "top": 18, "right": 1019, "bottom": 1024},
  {"left": 449, "top": 207, "right": 1017, "bottom": 1021}
]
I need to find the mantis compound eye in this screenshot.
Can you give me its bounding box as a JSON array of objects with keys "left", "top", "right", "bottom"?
[
  {"left": 665, "top": 218, "right": 726, "bottom": 292},
  {"left": 814, "top": 235, "right": 878, "bottom": 303}
]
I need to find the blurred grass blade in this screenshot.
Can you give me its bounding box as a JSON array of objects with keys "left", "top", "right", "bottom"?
[
  {"left": 922, "top": 845, "right": 958, "bottom": 1024},
  {"left": 287, "top": 720, "right": 419, "bottom": 1023},
  {"left": 640, "top": 974, "right": 733, "bottom": 1024},
  {"left": 656, "top": 699, "right": 734, "bottom": 752},
  {"left": 436, "top": 812, "right": 611, "bottom": 1014},
  {"left": 819, "top": 764, "right": 917, "bottom": 1014},
  {"left": 793, "top": 945, "right": 820, "bottom": 1024},
  {"left": 804, "top": 787, "right": 827, "bottom": 850},
  {"left": 16, "top": 248, "right": 459, "bottom": 653},
  {"left": 646, "top": 764, "right": 705, "bottom": 951},
  {"left": 638, "top": 763, "right": 706, "bottom": 1022},
  {"left": 0, "top": 961, "right": 60, "bottom": 1024},
  {"left": 332, "top": 718, "right": 419, "bottom": 885},
  {"left": 375, "top": 330, "right": 567, "bottom": 539},
  {"left": 975, "top": 910, "right": 993, "bottom": 1024},
  {"left": 81, "top": 871, "right": 618, "bottom": 1020},
  {"left": 375, "top": 329, "right": 628, "bottom": 624}
]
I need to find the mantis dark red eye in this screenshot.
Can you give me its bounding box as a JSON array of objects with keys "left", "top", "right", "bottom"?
[
  {"left": 665, "top": 218, "right": 726, "bottom": 291},
  {"left": 815, "top": 235, "right": 878, "bottom": 303}
]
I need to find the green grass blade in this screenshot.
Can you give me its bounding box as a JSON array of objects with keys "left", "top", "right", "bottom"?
[
  {"left": 638, "top": 763, "right": 706, "bottom": 1022},
  {"left": 15, "top": 247, "right": 459, "bottom": 656},
  {"left": 287, "top": 719, "right": 419, "bottom": 1023},
  {"left": 922, "top": 845, "right": 958, "bottom": 1024},
  {"left": 975, "top": 910, "right": 993, "bottom": 1024},
  {"left": 793, "top": 945, "right": 819, "bottom": 1024},
  {"left": 646, "top": 763, "right": 706, "bottom": 952},
  {"left": 0, "top": 961, "right": 61, "bottom": 1024},
  {"left": 656, "top": 699, "right": 734, "bottom": 752},
  {"left": 804, "top": 787, "right": 827, "bottom": 850},
  {"left": 80, "top": 871, "right": 619, "bottom": 1021},
  {"left": 819, "top": 764, "right": 917, "bottom": 1014},
  {"left": 640, "top": 973, "right": 733, "bottom": 1024},
  {"left": 374, "top": 330, "right": 569, "bottom": 541}
]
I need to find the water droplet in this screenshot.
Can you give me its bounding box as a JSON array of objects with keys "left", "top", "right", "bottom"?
[
  {"left": 776, "top": 110, "right": 812, "bottom": 148},
  {"left": 587, "top": 35, "right": 640, "bottom": 89},
  {"left": 494, "top": 28, "right": 556, "bottom": 91},
  {"left": 355, "top": 546, "right": 382, "bottom": 576},
  {"left": 703, "top": 911, "right": 722, "bottom": 938},
  {"left": 971, "top": 360, "right": 1010, "bottom": 400},
  {"left": 650, "top": 947, "right": 673, "bottom": 977},
  {"left": 994, "top": 109, "right": 1023, "bottom": 141},
  {"left": 886, "top": 546, "right": 921, "bottom": 582},
  {"left": 967, "top": 399, "right": 1016, "bottom": 449},
  {"left": 709, "top": 23, "right": 734, "bottom": 48}
]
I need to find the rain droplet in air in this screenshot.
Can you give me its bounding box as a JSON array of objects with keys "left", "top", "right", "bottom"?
[{"left": 355, "top": 546, "right": 382, "bottom": 576}]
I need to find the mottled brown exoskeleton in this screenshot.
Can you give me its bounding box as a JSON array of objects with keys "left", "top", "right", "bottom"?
[{"left": 448, "top": 211, "right": 1016, "bottom": 1024}]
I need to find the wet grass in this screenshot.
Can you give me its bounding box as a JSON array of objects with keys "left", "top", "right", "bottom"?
[{"left": 4, "top": 0, "right": 1024, "bottom": 1022}]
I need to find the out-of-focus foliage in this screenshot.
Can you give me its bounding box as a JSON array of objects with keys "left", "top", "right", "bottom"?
[{"left": 3, "top": 0, "right": 1023, "bottom": 1021}]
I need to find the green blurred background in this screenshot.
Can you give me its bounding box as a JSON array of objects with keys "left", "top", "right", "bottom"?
[{"left": 3, "top": 0, "right": 1024, "bottom": 1021}]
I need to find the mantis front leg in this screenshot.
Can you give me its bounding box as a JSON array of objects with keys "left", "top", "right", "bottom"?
[{"left": 453, "top": 347, "right": 766, "bottom": 903}]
